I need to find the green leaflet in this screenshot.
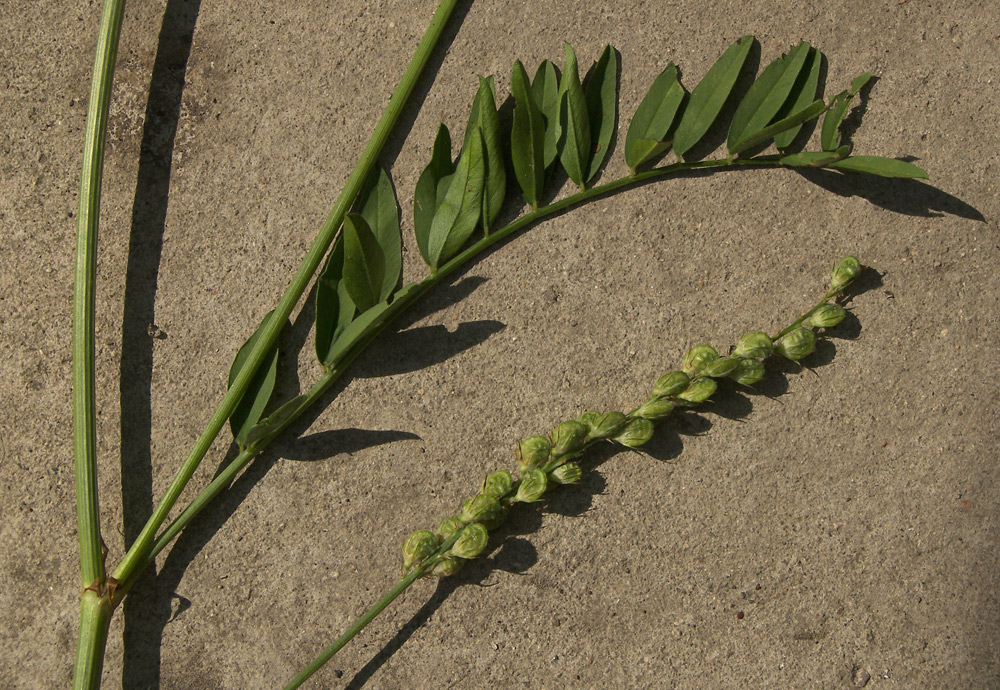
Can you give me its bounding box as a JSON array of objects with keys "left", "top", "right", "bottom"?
[
  {"left": 778, "top": 146, "right": 849, "bottom": 167},
  {"left": 328, "top": 300, "right": 391, "bottom": 365},
  {"left": 414, "top": 124, "right": 455, "bottom": 267},
  {"left": 672, "top": 35, "right": 754, "bottom": 157},
  {"left": 773, "top": 47, "right": 823, "bottom": 151},
  {"left": 821, "top": 72, "right": 872, "bottom": 151},
  {"left": 228, "top": 310, "right": 282, "bottom": 449},
  {"left": 584, "top": 45, "right": 618, "bottom": 183},
  {"left": 355, "top": 165, "right": 401, "bottom": 301},
  {"left": 625, "top": 61, "right": 685, "bottom": 172},
  {"left": 244, "top": 394, "right": 308, "bottom": 450},
  {"left": 532, "top": 60, "right": 561, "bottom": 172},
  {"left": 731, "top": 98, "right": 825, "bottom": 155},
  {"left": 728, "top": 41, "right": 812, "bottom": 155},
  {"left": 314, "top": 236, "right": 356, "bottom": 365},
  {"left": 427, "top": 127, "right": 486, "bottom": 269},
  {"left": 510, "top": 59, "right": 546, "bottom": 208},
  {"left": 828, "top": 155, "right": 928, "bottom": 178},
  {"left": 341, "top": 213, "right": 386, "bottom": 313},
  {"left": 558, "top": 42, "right": 591, "bottom": 189},
  {"left": 465, "top": 76, "right": 505, "bottom": 231}
]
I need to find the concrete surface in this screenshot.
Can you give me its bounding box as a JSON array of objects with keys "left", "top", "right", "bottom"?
[{"left": 1, "top": 0, "right": 997, "bottom": 688}]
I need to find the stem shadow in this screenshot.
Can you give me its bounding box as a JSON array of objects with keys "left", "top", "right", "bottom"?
[{"left": 119, "top": 1, "right": 203, "bottom": 688}]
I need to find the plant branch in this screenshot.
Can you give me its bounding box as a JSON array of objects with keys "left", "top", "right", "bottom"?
[
  {"left": 120, "top": 154, "right": 799, "bottom": 590},
  {"left": 280, "top": 261, "right": 861, "bottom": 685},
  {"left": 112, "top": 0, "right": 463, "bottom": 587}
]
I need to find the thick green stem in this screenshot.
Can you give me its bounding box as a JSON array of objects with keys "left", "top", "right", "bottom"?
[
  {"left": 73, "top": 591, "right": 114, "bottom": 690},
  {"left": 72, "top": 0, "right": 125, "bottom": 687},
  {"left": 113, "top": 0, "right": 463, "bottom": 586},
  {"left": 74, "top": 0, "right": 124, "bottom": 592}
]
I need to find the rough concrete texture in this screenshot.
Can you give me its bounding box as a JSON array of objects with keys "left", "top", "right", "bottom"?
[{"left": 2, "top": 0, "right": 998, "bottom": 688}]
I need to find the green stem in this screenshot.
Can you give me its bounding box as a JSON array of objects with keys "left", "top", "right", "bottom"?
[
  {"left": 121, "top": 156, "right": 797, "bottom": 588},
  {"left": 771, "top": 284, "right": 848, "bottom": 341},
  {"left": 73, "top": 591, "right": 115, "bottom": 690},
  {"left": 283, "top": 533, "right": 461, "bottom": 690},
  {"left": 112, "top": 0, "right": 463, "bottom": 586},
  {"left": 72, "top": 0, "right": 125, "bottom": 686},
  {"left": 74, "top": 0, "right": 124, "bottom": 592}
]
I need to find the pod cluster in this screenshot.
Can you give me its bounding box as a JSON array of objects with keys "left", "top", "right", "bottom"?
[{"left": 402, "top": 256, "right": 860, "bottom": 577}]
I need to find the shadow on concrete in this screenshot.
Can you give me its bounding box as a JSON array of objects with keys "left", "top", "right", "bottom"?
[{"left": 117, "top": 1, "right": 204, "bottom": 687}]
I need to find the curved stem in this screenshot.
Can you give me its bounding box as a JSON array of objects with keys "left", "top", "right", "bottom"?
[
  {"left": 113, "top": 0, "right": 463, "bottom": 586},
  {"left": 122, "top": 156, "right": 798, "bottom": 587}
]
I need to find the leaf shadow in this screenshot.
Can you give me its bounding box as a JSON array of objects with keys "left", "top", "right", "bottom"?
[
  {"left": 794, "top": 170, "right": 984, "bottom": 220},
  {"left": 354, "top": 319, "right": 506, "bottom": 379}
]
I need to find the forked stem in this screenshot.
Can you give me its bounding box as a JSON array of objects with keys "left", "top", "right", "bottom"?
[{"left": 112, "top": 0, "right": 463, "bottom": 589}]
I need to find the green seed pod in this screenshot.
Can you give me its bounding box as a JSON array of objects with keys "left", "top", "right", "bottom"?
[
  {"left": 702, "top": 356, "right": 739, "bottom": 378},
  {"left": 451, "top": 522, "right": 489, "bottom": 559},
  {"left": 549, "top": 462, "right": 583, "bottom": 485},
  {"left": 437, "top": 515, "right": 465, "bottom": 539},
  {"left": 515, "top": 468, "right": 548, "bottom": 503},
  {"left": 653, "top": 371, "right": 690, "bottom": 398},
  {"left": 591, "top": 411, "right": 628, "bottom": 439},
  {"left": 461, "top": 494, "right": 503, "bottom": 524},
  {"left": 635, "top": 397, "right": 676, "bottom": 420},
  {"left": 430, "top": 555, "right": 464, "bottom": 577},
  {"left": 831, "top": 255, "right": 861, "bottom": 291},
  {"left": 517, "top": 435, "right": 551, "bottom": 471},
  {"left": 677, "top": 376, "right": 717, "bottom": 404},
  {"left": 682, "top": 345, "right": 719, "bottom": 376},
  {"left": 550, "top": 420, "right": 589, "bottom": 457},
  {"left": 578, "top": 410, "right": 628, "bottom": 439},
  {"left": 805, "top": 303, "right": 846, "bottom": 329},
  {"left": 402, "top": 529, "right": 439, "bottom": 571},
  {"left": 481, "top": 470, "right": 514, "bottom": 498},
  {"left": 728, "top": 357, "right": 766, "bottom": 386},
  {"left": 576, "top": 410, "right": 600, "bottom": 431},
  {"left": 776, "top": 327, "right": 818, "bottom": 361},
  {"left": 613, "top": 417, "right": 655, "bottom": 448},
  {"left": 733, "top": 331, "right": 773, "bottom": 360}
]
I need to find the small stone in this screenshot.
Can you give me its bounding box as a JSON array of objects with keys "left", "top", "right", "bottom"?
[
  {"left": 736, "top": 611, "right": 744, "bottom": 620},
  {"left": 854, "top": 669, "right": 871, "bottom": 687}
]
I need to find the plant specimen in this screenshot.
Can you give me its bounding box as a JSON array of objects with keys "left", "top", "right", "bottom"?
[{"left": 71, "top": 0, "right": 926, "bottom": 686}]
